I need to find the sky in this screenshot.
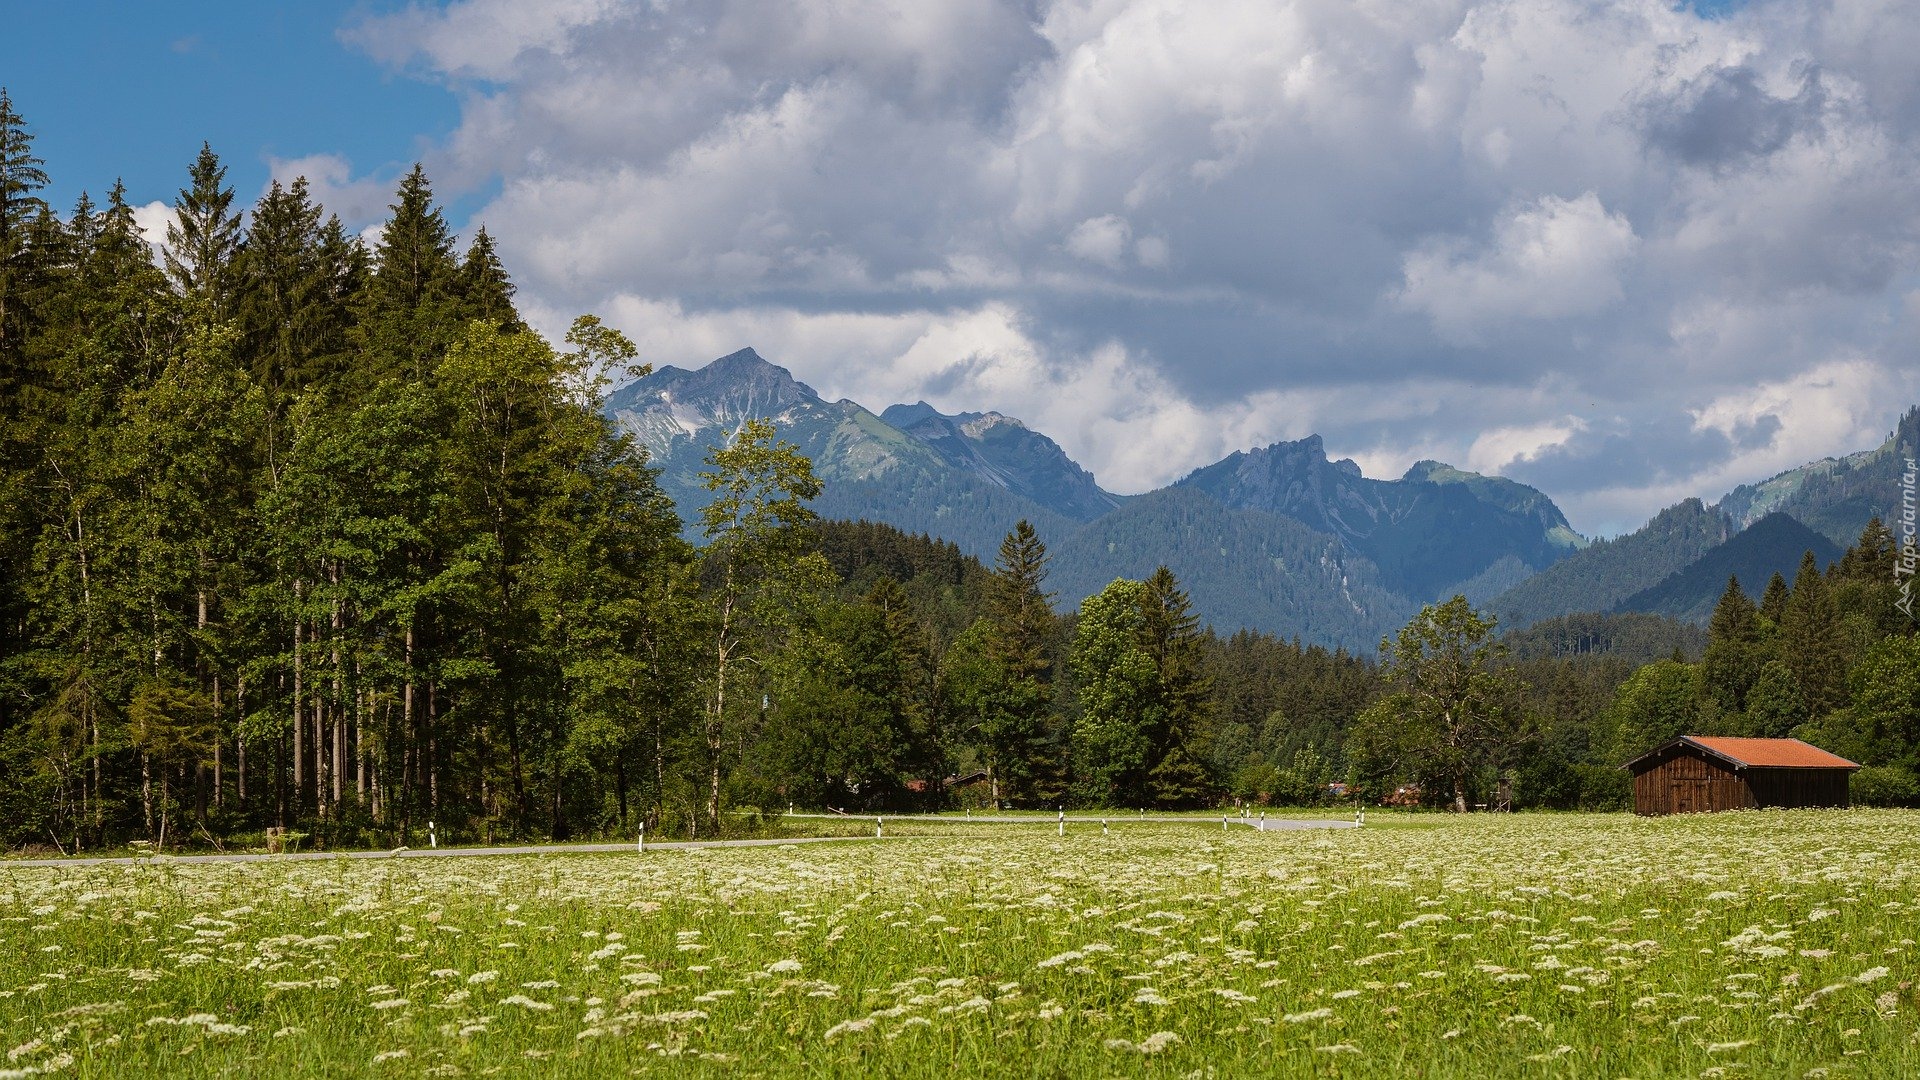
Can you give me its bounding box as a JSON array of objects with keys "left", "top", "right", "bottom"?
[{"left": 6, "top": 0, "right": 1918, "bottom": 537}]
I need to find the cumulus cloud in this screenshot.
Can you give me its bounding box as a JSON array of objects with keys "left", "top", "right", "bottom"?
[
  {"left": 1399, "top": 193, "right": 1639, "bottom": 343},
  {"left": 337, "top": 0, "right": 1920, "bottom": 535}
]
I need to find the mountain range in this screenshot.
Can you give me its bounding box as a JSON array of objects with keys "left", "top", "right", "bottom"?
[{"left": 605, "top": 349, "right": 1915, "bottom": 649}]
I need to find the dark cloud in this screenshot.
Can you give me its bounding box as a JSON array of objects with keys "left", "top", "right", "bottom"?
[{"left": 1640, "top": 64, "right": 1827, "bottom": 169}]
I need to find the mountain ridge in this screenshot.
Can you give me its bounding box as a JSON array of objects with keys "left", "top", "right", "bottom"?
[{"left": 604, "top": 347, "right": 1909, "bottom": 649}]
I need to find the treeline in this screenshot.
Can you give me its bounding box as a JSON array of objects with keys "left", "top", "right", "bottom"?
[
  {"left": 1594, "top": 526, "right": 1920, "bottom": 804},
  {"left": 0, "top": 99, "right": 1380, "bottom": 851},
  {"left": 4, "top": 97, "right": 1914, "bottom": 854}
]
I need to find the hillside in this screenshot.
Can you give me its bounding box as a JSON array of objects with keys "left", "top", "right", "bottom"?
[
  {"left": 1716, "top": 407, "right": 1920, "bottom": 546},
  {"left": 1613, "top": 512, "right": 1843, "bottom": 624},
  {"left": 1048, "top": 486, "right": 1415, "bottom": 651},
  {"left": 1501, "top": 612, "right": 1709, "bottom": 665},
  {"left": 1487, "top": 498, "right": 1733, "bottom": 629}
]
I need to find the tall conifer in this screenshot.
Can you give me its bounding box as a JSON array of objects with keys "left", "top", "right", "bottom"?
[
  {"left": 457, "top": 226, "right": 520, "bottom": 331},
  {"left": 1701, "top": 575, "right": 1762, "bottom": 715},
  {"left": 1781, "top": 551, "right": 1845, "bottom": 716},
  {"left": 367, "top": 165, "right": 458, "bottom": 380},
  {"left": 0, "top": 87, "right": 49, "bottom": 361},
  {"left": 164, "top": 144, "right": 243, "bottom": 319}
]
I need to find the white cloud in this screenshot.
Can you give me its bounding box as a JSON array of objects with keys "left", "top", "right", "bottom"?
[
  {"left": 339, "top": 0, "right": 1920, "bottom": 533},
  {"left": 1466, "top": 417, "right": 1588, "bottom": 475},
  {"left": 265, "top": 153, "right": 401, "bottom": 230},
  {"left": 1399, "top": 193, "right": 1639, "bottom": 343},
  {"left": 1064, "top": 215, "right": 1132, "bottom": 267},
  {"left": 129, "top": 201, "right": 178, "bottom": 262}
]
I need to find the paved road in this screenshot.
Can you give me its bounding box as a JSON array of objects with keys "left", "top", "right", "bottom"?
[
  {"left": 784, "top": 812, "right": 1360, "bottom": 831},
  {"left": 1, "top": 835, "right": 877, "bottom": 869}
]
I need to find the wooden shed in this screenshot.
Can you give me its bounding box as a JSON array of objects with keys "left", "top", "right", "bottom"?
[{"left": 1623, "top": 736, "right": 1860, "bottom": 816}]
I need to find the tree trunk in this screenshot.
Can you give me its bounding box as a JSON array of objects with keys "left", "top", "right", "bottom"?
[{"left": 293, "top": 591, "right": 304, "bottom": 814}]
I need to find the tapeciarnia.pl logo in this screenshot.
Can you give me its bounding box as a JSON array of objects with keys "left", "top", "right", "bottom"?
[{"left": 1899, "top": 456, "right": 1917, "bottom": 622}]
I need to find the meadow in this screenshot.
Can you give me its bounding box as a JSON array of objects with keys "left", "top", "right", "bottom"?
[{"left": 2, "top": 812, "right": 1915, "bottom": 1078}]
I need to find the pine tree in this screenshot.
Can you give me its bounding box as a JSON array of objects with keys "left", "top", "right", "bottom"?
[
  {"left": 1836, "top": 517, "right": 1895, "bottom": 583},
  {"left": 233, "top": 177, "right": 325, "bottom": 398},
  {"left": 1781, "top": 551, "right": 1846, "bottom": 716},
  {"left": 362, "top": 165, "right": 460, "bottom": 383},
  {"left": 0, "top": 87, "right": 50, "bottom": 361},
  {"left": 1142, "top": 566, "right": 1212, "bottom": 806},
  {"left": 456, "top": 226, "right": 520, "bottom": 331},
  {"left": 164, "top": 144, "right": 243, "bottom": 319},
  {"left": 1701, "top": 575, "right": 1762, "bottom": 715},
  {"left": 1758, "top": 571, "right": 1790, "bottom": 626}
]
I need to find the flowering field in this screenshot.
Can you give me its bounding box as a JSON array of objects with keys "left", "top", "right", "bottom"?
[{"left": 3, "top": 813, "right": 1916, "bottom": 1078}]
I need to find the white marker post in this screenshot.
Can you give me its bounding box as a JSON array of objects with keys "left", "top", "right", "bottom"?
[
  {"left": 638, "top": 823, "right": 645, "bottom": 853},
  {"left": 1102, "top": 819, "right": 1109, "bottom": 836},
  {"left": 1223, "top": 815, "right": 1229, "bottom": 831},
  {"left": 1259, "top": 811, "right": 1266, "bottom": 832},
  {"left": 428, "top": 821, "right": 436, "bottom": 849},
  {"left": 876, "top": 816, "right": 884, "bottom": 839},
  {"left": 1058, "top": 809, "right": 1065, "bottom": 837}
]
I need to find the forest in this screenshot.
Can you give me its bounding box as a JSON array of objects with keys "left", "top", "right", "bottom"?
[{"left": 2, "top": 95, "right": 1917, "bottom": 853}]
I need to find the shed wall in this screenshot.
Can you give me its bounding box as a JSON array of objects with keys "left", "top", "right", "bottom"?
[
  {"left": 1630, "top": 747, "right": 1854, "bottom": 815},
  {"left": 1632, "top": 750, "right": 1753, "bottom": 815},
  {"left": 1746, "top": 768, "right": 1851, "bottom": 809}
]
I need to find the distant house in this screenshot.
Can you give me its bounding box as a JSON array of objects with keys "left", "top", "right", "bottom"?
[{"left": 1623, "top": 736, "right": 1860, "bottom": 816}]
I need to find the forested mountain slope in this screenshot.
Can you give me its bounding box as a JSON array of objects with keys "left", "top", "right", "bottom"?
[
  {"left": 1716, "top": 407, "right": 1920, "bottom": 547},
  {"left": 1048, "top": 487, "right": 1415, "bottom": 651},
  {"left": 1488, "top": 499, "right": 1734, "bottom": 629},
  {"left": 1613, "top": 512, "right": 1843, "bottom": 624}
]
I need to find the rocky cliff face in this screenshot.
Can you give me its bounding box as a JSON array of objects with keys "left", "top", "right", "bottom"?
[
  {"left": 1174, "top": 436, "right": 1583, "bottom": 600},
  {"left": 881, "top": 402, "right": 1124, "bottom": 522}
]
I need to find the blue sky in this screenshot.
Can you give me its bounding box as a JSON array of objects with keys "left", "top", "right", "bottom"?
[
  {"left": 8, "top": 0, "right": 1915, "bottom": 541},
  {"left": 1, "top": 4, "right": 468, "bottom": 219}
]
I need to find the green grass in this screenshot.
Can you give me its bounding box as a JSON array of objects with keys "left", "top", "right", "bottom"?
[{"left": 3, "top": 812, "right": 1916, "bottom": 1077}]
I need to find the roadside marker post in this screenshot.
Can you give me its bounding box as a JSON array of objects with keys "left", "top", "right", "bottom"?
[
  {"left": 638, "top": 823, "right": 644, "bottom": 853},
  {"left": 876, "top": 817, "right": 884, "bottom": 839},
  {"left": 428, "top": 821, "right": 436, "bottom": 849}
]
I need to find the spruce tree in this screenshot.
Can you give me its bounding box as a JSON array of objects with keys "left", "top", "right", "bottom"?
[
  {"left": 366, "top": 165, "right": 459, "bottom": 381},
  {"left": 1781, "top": 551, "right": 1845, "bottom": 716},
  {"left": 1758, "top": 571, "right": 1790, "bottom": 626},
  {"left": 975, "top": 520, "right": 1060, "bottom": 804},
  {"left": 985, "top": 520, "right": 1055, "bottom": 685},
  {"left": 1746, "top": 660, "right": 1809, "bottom": 738},
  {"left": 1142, "top": 566, "right": 1213, "bottom": 806},
  {"left": 0, "top": 87, "right": 49, "bottom": 360},
  {"left": 1836, "top": 517, "right": 1895, "bottom": 583},
  {"left": 234, "top": 177, "right": 324, "bottom": 398},
  {"left": 1701, "top": 575, "right": 1762, "bottom": 715},
  {"left": 164, "top": 143, "right": 243, "bottom": 319},
  {"left": 457, "top": 226, "right": 521, "bottom": 331}
]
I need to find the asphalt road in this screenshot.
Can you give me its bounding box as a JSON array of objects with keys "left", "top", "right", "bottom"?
[{"left": 783, "top": 812, "right": 1361, "bottom": 830}]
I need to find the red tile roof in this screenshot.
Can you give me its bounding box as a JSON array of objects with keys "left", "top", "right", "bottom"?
[{"left": 1683, "top": 736, "right": 1860, "bottom": 769}]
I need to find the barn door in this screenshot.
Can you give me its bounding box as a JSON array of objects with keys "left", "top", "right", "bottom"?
[{"left": 1669, "top": 778, "right": 1707, "bottom": 814}]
